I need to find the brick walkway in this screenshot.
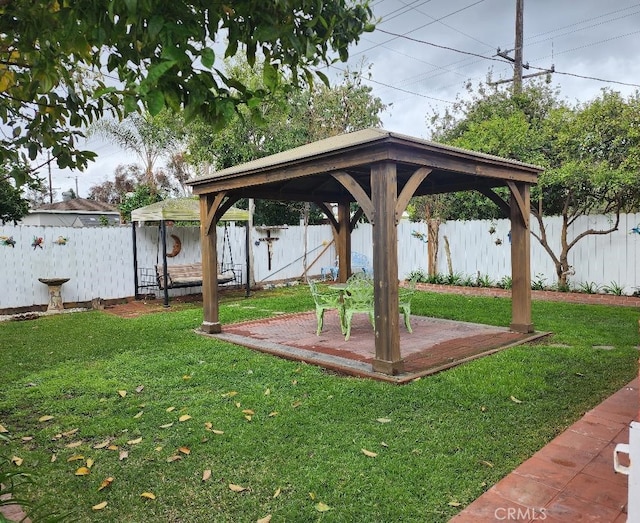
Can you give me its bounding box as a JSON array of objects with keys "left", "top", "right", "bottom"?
[{"left": 450, "top": 379, "right": 638, "bottom": 522}]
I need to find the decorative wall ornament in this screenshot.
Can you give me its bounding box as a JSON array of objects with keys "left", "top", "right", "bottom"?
[
  {"left": 54, "top": 236, "right": 68, "bottom": 245},
  {"left": 0, "top": 235, "right": 16, "bottom": 247},
  {"left": 630, "top": 225, "right": 640, "bottom": 235},
  {"left": 32, "top": 236, "right": 44, "bottom": 250}
]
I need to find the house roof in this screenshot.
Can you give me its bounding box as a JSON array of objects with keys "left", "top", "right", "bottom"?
[{"left": 34, "top": 198, "right": 119, "bottom": 214}]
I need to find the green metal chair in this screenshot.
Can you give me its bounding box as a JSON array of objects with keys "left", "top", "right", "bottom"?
[
  {"left": 399, "top": 274, "right": 419, "bottom": 333},
  {"left": 308, "top": 279, "right": 345, "bottom": 335},
  {"left": 342, "top": 272, "right": 375, "bottom": 341}
]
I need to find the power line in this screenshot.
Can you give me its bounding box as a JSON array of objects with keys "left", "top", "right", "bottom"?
[{"left": 351, "top": 0, "right": 486, "bottom": 58}]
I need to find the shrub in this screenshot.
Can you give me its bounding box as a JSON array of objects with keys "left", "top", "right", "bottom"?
[{"left": 578, "top": 281, "right": 601, "bottom": 294}]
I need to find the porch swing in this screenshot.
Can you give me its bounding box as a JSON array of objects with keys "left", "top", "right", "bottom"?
[
  {"left": 154, "top": 222, "right": 236, "bottom": 290},
  {"left": 130, "top": 197, "right": 251, "bottom": 307}
]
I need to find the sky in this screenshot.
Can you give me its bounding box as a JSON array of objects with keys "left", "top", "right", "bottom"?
[{"left": 49, "top": 0, "right": 640, "bottom": 200}]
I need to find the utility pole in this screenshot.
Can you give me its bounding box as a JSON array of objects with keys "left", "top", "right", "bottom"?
[
  {"left": 513, "top": 0, "right": 524, "bottom": 94},
  {"left": 47, "top": 152, "right": 53, "bottom": 203},
  {"left": 491, "top": 0, "right": 554, "bottom": 92}
]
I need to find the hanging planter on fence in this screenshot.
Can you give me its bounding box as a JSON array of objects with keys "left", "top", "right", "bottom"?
[
  {"left": 54, "top": 236, "right": 68, "bottom": 246},
  {"left": 0, "top": 235, "right": 16, "bottom": 247}
]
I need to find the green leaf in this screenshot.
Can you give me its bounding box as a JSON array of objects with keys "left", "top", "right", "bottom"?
[
  {"left": 262, "top": 63, "right": 278, "bottom": 91},
  {"left": 315, "top": 70, "right": 330, "bottom": 87},
  {"left": 201, "top": 48, "right": 215, "bottom": 69},
  {"left": 148, "top": 16, "right": 164, "bottom": 38},
  {"left": 146, "top": 90, "right": 165, "bottom": 116},
  {"left": 145, "top": 60, "right": 177, "bottom": 86}
]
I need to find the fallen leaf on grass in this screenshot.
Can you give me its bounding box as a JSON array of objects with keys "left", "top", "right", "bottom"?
[
  {"left": 117, "top": 390, "right": 127, "bottom": 398},
  {"left": 244, "top": 415, "right": 253, "bottom": 422},
  {"left": 119, "top": 450, "right": 128, "bottom": 461},
  {"left": 268, "top": 411, "right": 278, "bottom": 417},
  {"left": 315, "top": 502, "right": 331, "bottom": 512},
  {"left": 140, "top": 492, "right": 156, "bottom": 500},
  {"left": 38, "top": 415, "right": 54, "bottom": 422},
  {"left": 179, "top": 414, "right": 192, "bottom": 422},
  {"left": 167, "top": 455, "right": 181, "bottom": 463},
  {"left": 183, "top": 375, "right": 191, "bottom": 380},
  {"left": 257, "top": 515, "right": 272, "bottom": 523},
  {"left": 67, "top": 455, "right": 84, "bottom": 462},
  {"left": 50, "top": 454, "right": 57, "bottom": 463},
  {"left": 98, "top": 477, "right": 114, "bottom": 491},
  {"left": 86, "top": 458, "right": 94, "bottom": 468},
  {"left": 127, "top": 437, "right": 143, "bottom": 445},
  {"left": 107, "top": 445, "right": 118, "bottom": 451},
  {"left": 0, "top": 424, "right": 8, "bottom": 433},
  {"left": 273, "top": 487, "right": 281, "bottom": 498},
  {"left": 510, "top": 395, "right": 523, "bottom": 404},
  {"left": 11, "top": 456, "right": 23, "bottom": 466},
  {"left": 65, "top": 441, "right": 83, "bottom": 448},
  {"left": 376, "top": 418, "right": 391, "bottom": 423},
  {"left": 234, "top": 402, "right": 241, "bottom": 409},
  {"left": 291, "top": 401, "right": 302, "bottom": 408},
  {"left": 178, "top": 446, "right": 190, "bottom": 455},
  {"left": 92, "top": 501, "right": 107, "bottom": 511},
  {"left": 448, "top": 501, "right": 462, "bottom": 507},
  {"left": 361, "top": 448, "right": 378, "bottom": 458},
  {"left": 212, "top": 429, "right": 224, "bottom": 435},
  {"left": 21, "top": 436, "right": 33, "bottom": 442},
  {"left": 381, "top": 442, "right": 389, "bottom": 448},
  {"left": 229, "top": 483, "right": 247, "bottom": 493},
  {"left": 135, "top": 385, "right": 144, "bottom": 393},
  {"left": 93, "top": 440, "right": 110, "bottom": 449},
  {"left": 264, "top": 388, "right": 271, "bottom": 396},
  {"left": 133, "top": 411, "right": 144, "bottom": 419},
  {"left": 159, "top": 423, "right": 174, "bottom": 429},
  {"left": 62, "top": 428, "right": 78, "bottom": 437},
  {"left": 222, "top": 391, "right": 238, "bottom": 398},
  {"left": 166, "top": 406, "right": 176, "bottom": 412},
  {"left": 480, "top": 460, "right": 494, "bottom": 468},
  {"left": 202, "top": 469, "right": 212, "bottom": 482},
  {"left": 75, "top": 466, "right": 91, "bottom": 476},
  {"left": 242, "top": 409, "right": 255, "bottom": 415}
]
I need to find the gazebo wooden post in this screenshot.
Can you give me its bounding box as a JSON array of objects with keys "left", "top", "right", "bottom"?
[
  {"left": 371, "top": 161, "right": 403, "bottom": 375},
  {"left": 336, "top": 200, "right": 351, "bottom": 283},
  {"left": 509, "top": 182, "right": 534, "bottom": 333},
  {"left": 200, "top": 194, "right": 221, "bottom": 334}
]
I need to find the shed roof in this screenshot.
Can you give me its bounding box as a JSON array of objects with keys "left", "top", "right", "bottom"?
[{"left": 34, "top": 197, "right": 119, "bottom": 214}]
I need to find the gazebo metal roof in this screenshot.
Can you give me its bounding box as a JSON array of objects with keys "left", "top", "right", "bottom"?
[{"left": 131, "top": 197, "right": 249, "bottom": 223}]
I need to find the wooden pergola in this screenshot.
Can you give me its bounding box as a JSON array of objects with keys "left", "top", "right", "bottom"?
[{"left": 188, "top": 128, "right": 543, "bottom": 375}]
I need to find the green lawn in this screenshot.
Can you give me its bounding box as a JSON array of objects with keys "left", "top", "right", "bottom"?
[{"left": 0, "top": 287, "right": 637, "bottom": 522}]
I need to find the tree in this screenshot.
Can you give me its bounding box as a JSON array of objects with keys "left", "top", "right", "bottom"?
[
  {"left": 188, "top": 60, "right": 385, "bottom": 225},
  {"left": 426, "top": 81, "right": 640, "bottom": 287},
  {"left": 118, "top": 185, "right": 163, "bottom": 223},
  {"left": 90, "top": 111, "right": 184, "bottom": 188},
  {"left": 0, "top": 1, "right": 374, "bottom": 186},
  {"left": 0, "top": 171, "right": 29, "bottom": 224}
]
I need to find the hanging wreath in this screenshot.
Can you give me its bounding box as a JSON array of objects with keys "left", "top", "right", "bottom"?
[{"left": 167, "top": 234, "right": 182, "bottom": 257}]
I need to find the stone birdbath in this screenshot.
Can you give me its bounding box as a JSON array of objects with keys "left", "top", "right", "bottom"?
[{"left": 38, "top": 278, "right": 70, "bottom": 312}]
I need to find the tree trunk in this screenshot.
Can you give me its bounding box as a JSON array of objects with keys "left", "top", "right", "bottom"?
[{"left": 427, "top": 218, "right": 440, "bottom": 276}]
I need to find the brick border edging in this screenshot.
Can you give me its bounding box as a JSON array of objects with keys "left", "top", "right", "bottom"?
[{"left": 416, "top": 283, "right": 640, "bottom": 308}]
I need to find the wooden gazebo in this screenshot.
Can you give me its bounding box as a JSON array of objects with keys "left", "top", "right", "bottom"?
[{"left": 187, "top": 128, "right": 543, "bottom": 375}]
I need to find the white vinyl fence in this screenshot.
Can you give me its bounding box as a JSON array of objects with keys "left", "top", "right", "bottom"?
[{"left": 2, "top": 212, "right": 639, "bottom": 311}]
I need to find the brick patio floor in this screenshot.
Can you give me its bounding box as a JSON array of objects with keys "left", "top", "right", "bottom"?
[{"left": 210, "top": 310, "right": 547, "bottom": 383}]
